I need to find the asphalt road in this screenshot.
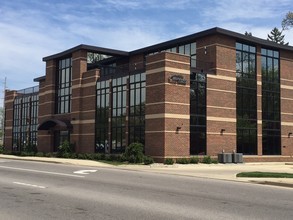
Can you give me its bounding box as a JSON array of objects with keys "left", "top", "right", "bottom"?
[{"left": 0, "top": 159, "right": 292, "bottom": 220}]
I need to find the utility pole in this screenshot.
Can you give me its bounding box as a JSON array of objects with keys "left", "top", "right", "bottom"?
[{"left": 1, "top": 77, "right": 7, "bottom": 146}]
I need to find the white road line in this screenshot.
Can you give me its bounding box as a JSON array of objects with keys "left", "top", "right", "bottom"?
[
  {"left": 13, "top": 182, "right": 46, "bottom": 189},
  {"left": 74, "top": 170, "right": 97, "bottom": 174},
  {"left": 0, "top": 165, "right": 85, "bottom": 178}
]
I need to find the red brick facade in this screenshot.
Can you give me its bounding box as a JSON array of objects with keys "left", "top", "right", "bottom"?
[
  {"left": 145, "top": 52, "right": 190, "bottom": 161},
  {"left": 4, "top": 27, "right": 293, "bottom": 162}
]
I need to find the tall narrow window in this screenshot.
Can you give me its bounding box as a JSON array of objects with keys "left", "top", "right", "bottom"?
[
  {"left": 129, "top": 73, "right": 146, "bottom": 145},
  {"left": 96, "top": 80, "right": 110, "bottom": 153},
  {"left": 111, "top": 77, "right": 127, "bottom": 153},
  {"left": 261, "top": 48, "right": 281, "bottom": 155},
  {"left": 190, "top": 71, "right": 206, "bottom": 155},
  {"left": 56, "top": 58, "right": 72, "bottom": 114},
  {"left": 236, "top": 42, "right": 257, "bottom": 155}
]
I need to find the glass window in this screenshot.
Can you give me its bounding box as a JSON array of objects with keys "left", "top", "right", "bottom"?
[
  {"left": 191, "top": 43, "right": 196, "bottom": 55},
  {"left": 95, "top": 80, "right": 110, "bottom": 153},
  {"left": 261, "top": 48, "right": 281, "bottom": 155},
  {"left": 179, "top": 45, "right": 184, "bottom": 54},
  {"left": 12, "top": 89, "right": 39, "bottom": 151},
  {"left": 236, "top": 42, "right": 257, "bottom": 155},
  {"left": 56, "top": 58, "right": 72, "bottom": 114},
  {"left": 129, "top": 73, "right": 146, "bottom": 145},
  {"left": 190, "top": 71, "right": 207, "bottom": 155},
  {"left": 184, "top": 44, "right": 190, "bottom": 55}
]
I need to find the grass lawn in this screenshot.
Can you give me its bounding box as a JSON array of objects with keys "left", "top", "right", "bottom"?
[{"left": 236, "top": 172, "right": 293, "bottom": 178}]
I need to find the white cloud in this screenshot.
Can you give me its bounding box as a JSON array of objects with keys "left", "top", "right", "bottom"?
[
  {"left": 203, "top": 0, "right": 291, "bottom": 21},
  {"left": 98, "top": 0, "right": 199, "bottom": 10},
  {"left": 0, "top": 0, "right": 293, "bottom": 102}
]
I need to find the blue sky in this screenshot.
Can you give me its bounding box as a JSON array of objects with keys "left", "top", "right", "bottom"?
[{"left": 0, "top": 0, "right": 292, "bottom": 105}]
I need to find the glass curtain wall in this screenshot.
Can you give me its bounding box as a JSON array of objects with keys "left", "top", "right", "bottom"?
[
  {"left": 95, "top": 80, "right": 110, "bottom": 152},
  {"left": 12, "top": 93, "right": 39, "bottom": 151},
  {"left": 56, "top": 58, "right": 72, "bottom": 114},
  {"left": 129, "top": 73, "right": 146, "bottom": 145},
  {"left": 95, "top": 73, "right": 146, "bottom": 153},
  {"left": 190, "top": 71, "right": 207, "bottom": 155},
  {"left": 236, "top": 42, "right": 257, "bottom": 155},
  {"left": 111, "top": 77, "right": 127, "bottom": 153},
  {"left": 261, "top": 48, "right": 281, "bottom": 155}
]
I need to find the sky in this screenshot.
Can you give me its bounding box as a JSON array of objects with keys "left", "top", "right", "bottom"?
[{"left": 0, "top": 0, "right": 292, "bottom": 106}]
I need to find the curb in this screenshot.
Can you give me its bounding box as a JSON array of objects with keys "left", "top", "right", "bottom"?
[{"left": 0, "top": 154, "right": 113, "bottom": 167}]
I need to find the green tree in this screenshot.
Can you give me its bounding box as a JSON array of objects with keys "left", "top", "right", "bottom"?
[
  {"left": 245, "top": 31, "right": 252, "bottom": 36},
  {"left": 282, "top": 11, "right": 293, "bottom": 30},
  {"left": 267, "top": 27, "right": 288, "bottom": 45}
]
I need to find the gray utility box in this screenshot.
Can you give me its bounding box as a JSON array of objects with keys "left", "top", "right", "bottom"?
[
  {"left": 218, "top": 153, "right": 232, "bottom": 163},
  {"left": 232, "top": 153, "right": 243, "bottom": 163}
]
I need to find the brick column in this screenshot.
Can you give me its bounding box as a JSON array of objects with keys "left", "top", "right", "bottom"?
[
  {"left": 37, "top": 60, "right": 57, "bottom": 152},
  {"left": 280, "top": 50, "right": 293, "bottom": 158},
  {"left": 71, "top": 50, "right": 99, "bottom": 153},
  {"left": 145, "top": 52, "right": 190, "bottom": 162},
  {"left": 197, "top": 35, "right": 237, "bottom": 155}
]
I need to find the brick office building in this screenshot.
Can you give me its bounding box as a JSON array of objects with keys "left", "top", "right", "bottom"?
[{"left": 4, "top": 27, "right": 293, "bottom": 162}]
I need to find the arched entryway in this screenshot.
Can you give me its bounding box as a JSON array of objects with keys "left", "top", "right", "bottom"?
[{"left": 38, "top": 119, "right": 72, "bottom": 152}]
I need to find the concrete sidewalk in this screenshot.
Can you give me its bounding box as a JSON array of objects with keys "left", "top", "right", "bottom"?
[
  {"left": 121, "top": 163, "right": 293, "bottom": 188},
  {"left": 1, "top": 154, "right": 292, "bottom": 188}
]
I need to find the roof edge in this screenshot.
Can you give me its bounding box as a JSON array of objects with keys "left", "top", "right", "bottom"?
[
  {"left": 130, "top": 27, "right": 293, "bottom": 55},
  {"left": 34, "top": 75, "right": 46, "bottom": 82},
  {"left": 43, "top": 44, "right": 129, "bottom": 61}
]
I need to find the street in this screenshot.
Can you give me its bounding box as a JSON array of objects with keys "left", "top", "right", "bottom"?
[{"left": 0, "top": 159, "right": 292, "bottom": 220}]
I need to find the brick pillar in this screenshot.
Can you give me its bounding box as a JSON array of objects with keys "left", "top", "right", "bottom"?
[
  {"left": 71, "top": 50, "right": 99, "bottom": 153},
  {"left": 197, "top": 35, "right": 237, "bottom": 155},
  {"left": 4, "top": 90, "right": 17, "bottom": 151},
  {"left": 280, "top": 50, "right": 293, "bottom": 157},
  {"left": 145, "top": 52, "right": 190, "bottom": 162},
  {"left": 37, "top": 60, "right": 57, "bottom": 152}
]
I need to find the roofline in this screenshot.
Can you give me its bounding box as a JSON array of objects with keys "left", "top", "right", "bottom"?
[
  {"left": 43, "top": 27, "right": 293, "bottom": 62},
  {"left": 43, "top": 44, "right": 129, "bottom": 61},
  {"left": 130, "top": 27, "right": 293, "bottom": 55},
  {"left": 34, "top": 76, "right": 46, "bottom": 82}
]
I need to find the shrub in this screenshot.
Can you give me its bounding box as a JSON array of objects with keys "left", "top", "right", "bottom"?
[
  {"left": 110, "top": 154, "right": 122, "bottom": 161},
  {"left": 70, "top": 153, "right": 77, "bottom": 159},
  {"left": 119, "top": 154, "right": 128, "bottom": 162},
  {"left": 35, "top": 152, "right": 44, "bottom": 157},
  {"left": 164, "top": 158, "right": 174, "bottom": 165},
  {"left": 25, "top": 144, "right": 38, "bottom": 154},
  {"left": 21, "top": 151, "right": 35, "bottom": 156},
  {"left": 77, "top": 153, "right": 87, "bottom": 160},
  {"left": 93, "top": 153, "right": 102, "bottom": 161},
  {"left": 0, "top": 145, "right": 4, "bottom": 154},
  {"left": 128, "top": 155, "right": 137, "bottom": 163},
  {"left": 58, "top": 140, "right": 74, "bottom": 154},
  {"left": 143, "top": 156, "right": 154, "bottom": 165},
  {"left": 211, "top": 159, "right": 218, "bottom": 164},
  {"left": 11, "top": 151, "right": 21, "bottom": 156},
  {"left": 202, "top": 156, "right": 212, "bottom": 164},
  {"left": 190, "top": 157, "right": 200, "bottom": 164},
  {"left": 176, "top": 158, "right": 190, "bottom": 164},
  {"left": 100, "top": 153, "right": 106, "bottom": 160},
  {"left": 61, "top": 152, "right": 72, "bottom": 158},
  {"left": 44, "top": 152, "right": 51, "bottom": 157},
  {"left": 123, "top": 142, "right": 144, "bottom": 163},
  {"left": 104, "top": 154, "right": 112, "bottom": 161},
  {"left": 84, "top": 153, "right": 94, "bottom": 160}
]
